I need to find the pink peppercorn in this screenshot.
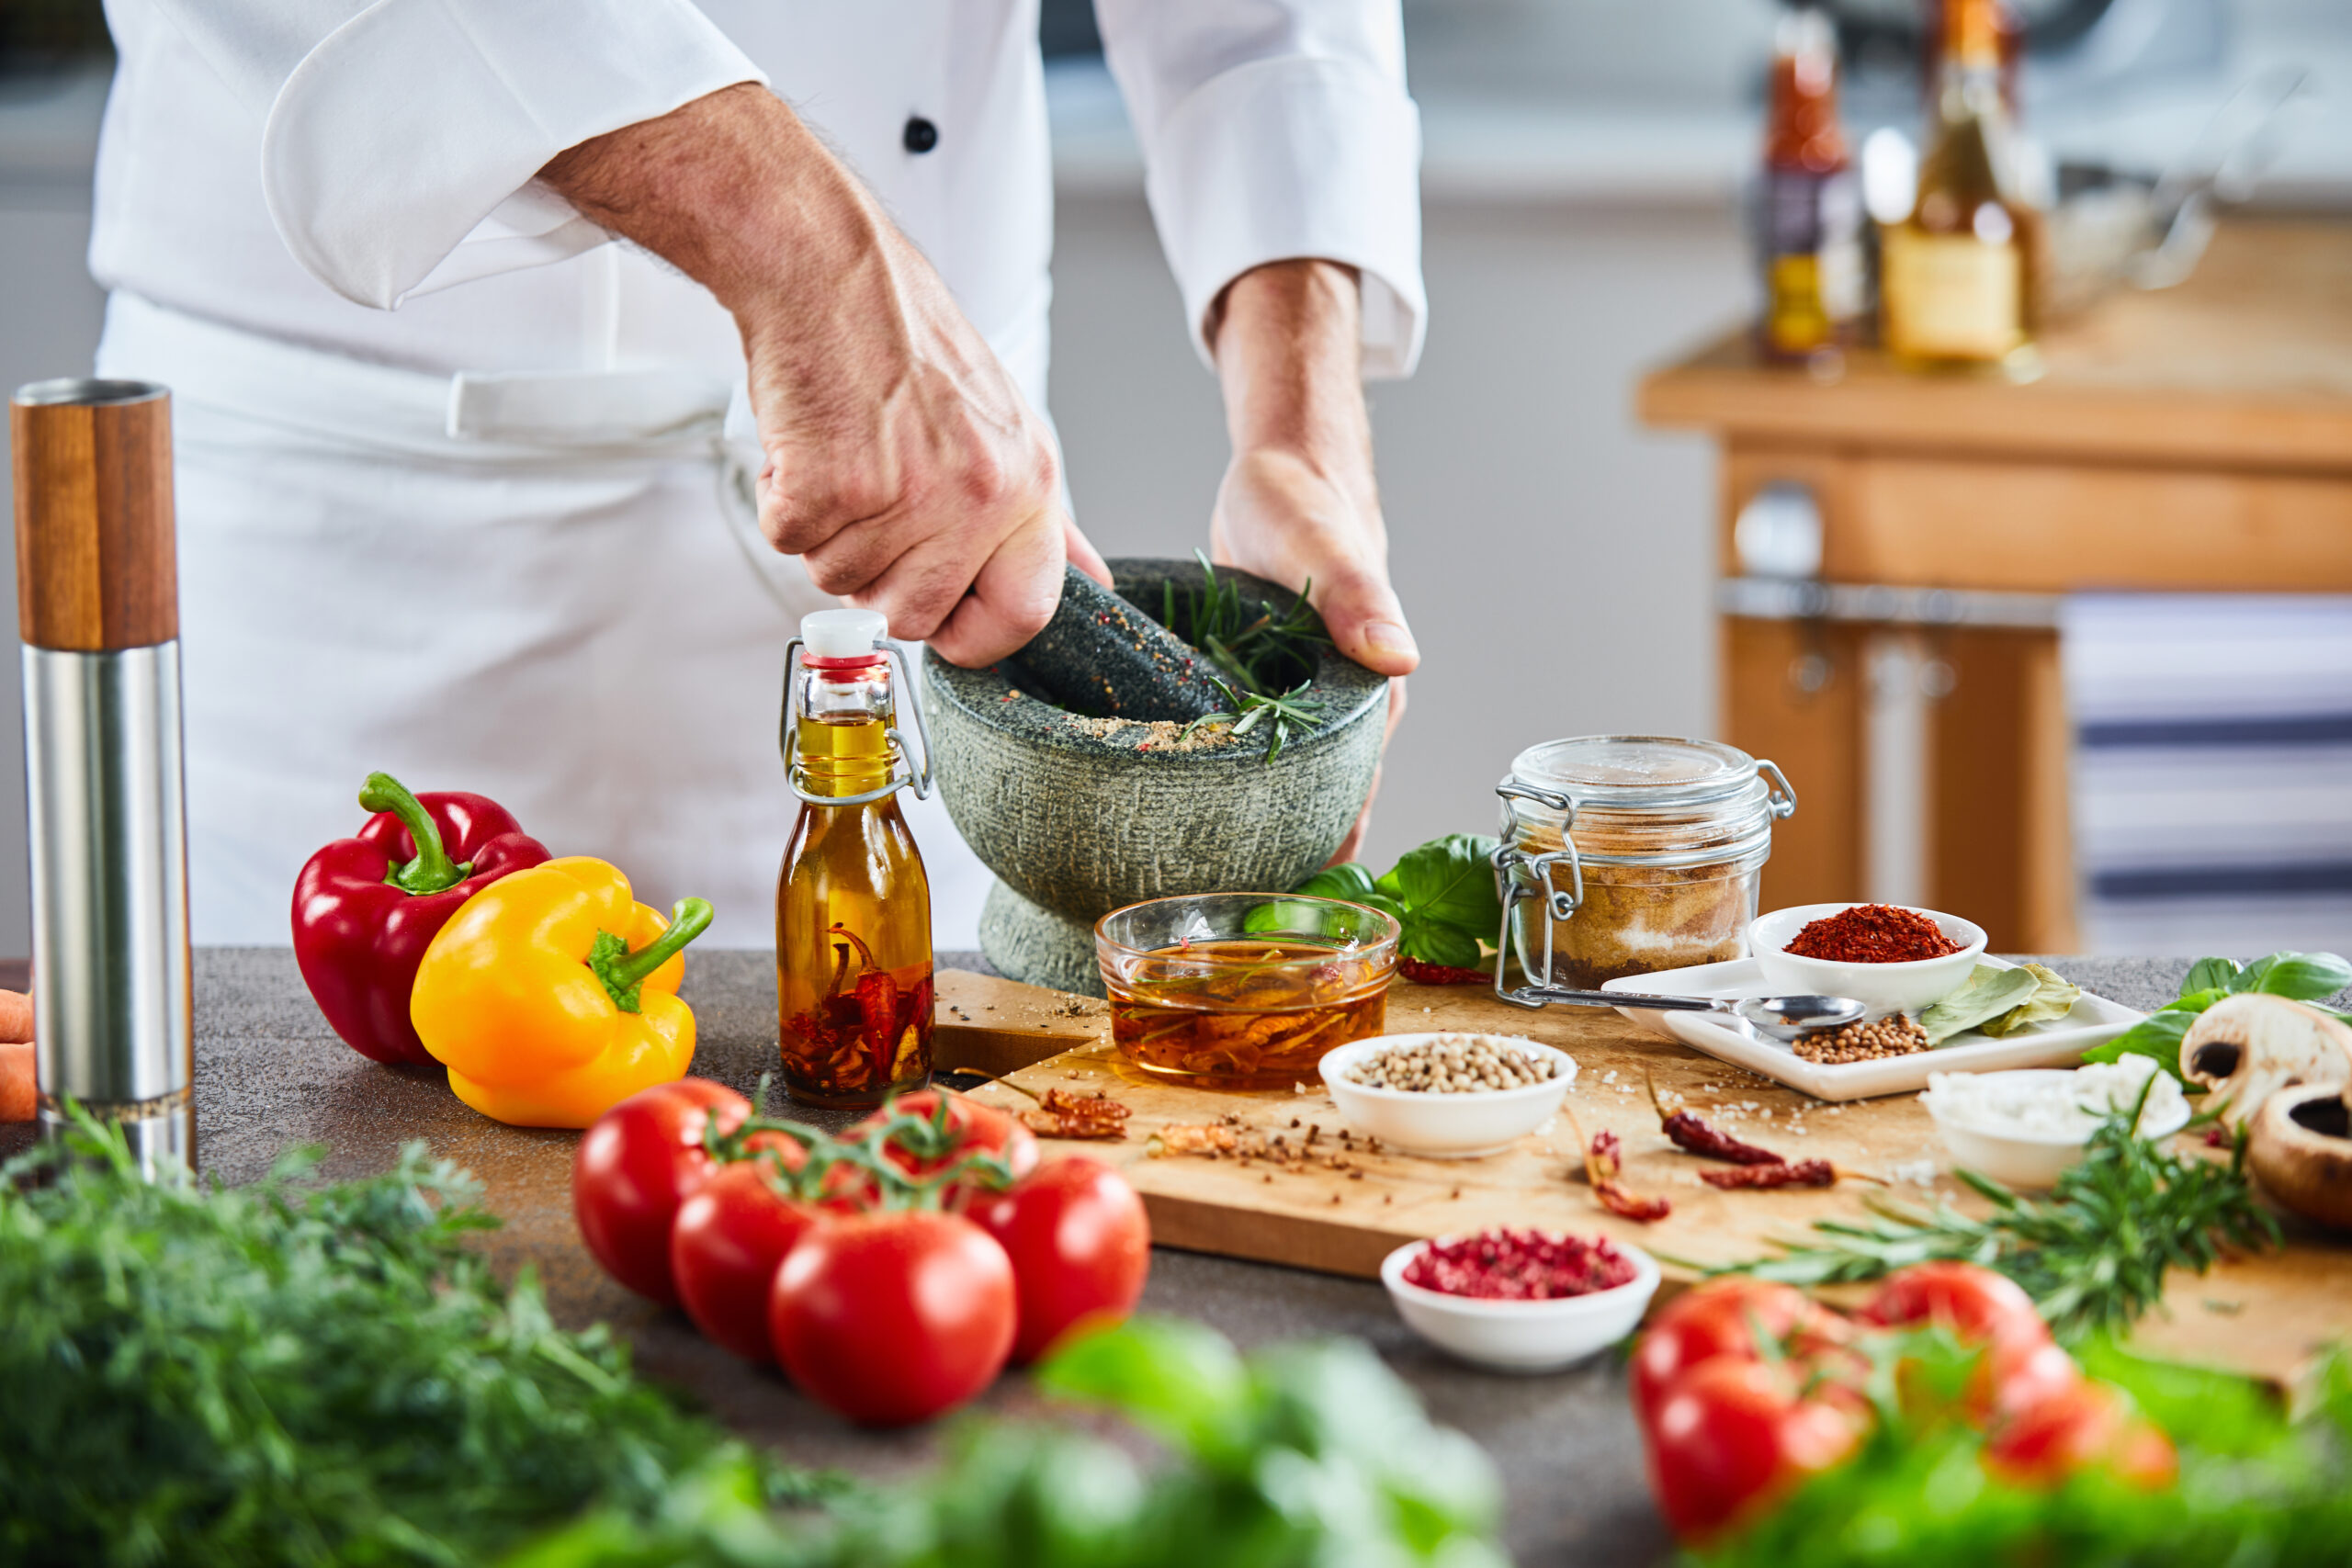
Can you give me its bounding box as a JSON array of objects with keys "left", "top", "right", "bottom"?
[{"left": 1402, "top": 1228, "right": 1637, "bottom": 1301}]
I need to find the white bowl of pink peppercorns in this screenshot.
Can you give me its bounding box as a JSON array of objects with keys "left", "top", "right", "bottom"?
[{"left": 1380, "top": 1228, "right": 1659, "bottom": 1373}]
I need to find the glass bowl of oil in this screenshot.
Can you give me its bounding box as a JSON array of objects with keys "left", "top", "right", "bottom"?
[{"left": 1095, "top": 893, "right": 1400, "bottom": 1090}]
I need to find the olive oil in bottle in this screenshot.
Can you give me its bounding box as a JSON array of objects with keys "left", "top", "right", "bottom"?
[
  {"left": 1881, "top": 0, "right": 2038, "bottom": 374},
  {"left": 775, "top": 609, "right": 933, "bottom": 1108},
  {"left": 1755, "top": 6, "right": 1860, "bottom": 364}
]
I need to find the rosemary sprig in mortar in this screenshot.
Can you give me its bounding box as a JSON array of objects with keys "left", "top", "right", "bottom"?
[
  {"left": 1181, "top": 675, "right": 1328, "bottom": 765},
  {"left": 1163, "top": 549, "right": 1330, "bottom": 696},
  {"left": 1713, "top": 1102, "right": 2279, "bottom": 1344}
]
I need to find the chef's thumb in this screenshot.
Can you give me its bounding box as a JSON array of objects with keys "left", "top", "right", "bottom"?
[
  {"left": 1317, "top": 570, "right": 1419, "bottom": 678},
  {"left": 1064, "top": 519, "right": 1113, "bottom": 588}
]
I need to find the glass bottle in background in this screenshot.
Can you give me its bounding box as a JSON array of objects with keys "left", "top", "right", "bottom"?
[
  {"left": 1881, "top": 0, "right": 2039, "bottom": 374},
  {"left": 775, "top": 608, "right": 933, "bottom": 1108},
  {"left": 1755, "top": 6, "right": 1861, "bottom": 365}
]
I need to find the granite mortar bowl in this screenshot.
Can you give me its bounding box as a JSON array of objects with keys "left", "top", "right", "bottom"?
[{"left": 924, "top": 558, "right": 1389, "bottom": 994}]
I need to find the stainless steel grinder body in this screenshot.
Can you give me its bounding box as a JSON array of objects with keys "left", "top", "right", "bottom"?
[{"left": 12, "top": 378, "right": 193, "bottom": 1170}]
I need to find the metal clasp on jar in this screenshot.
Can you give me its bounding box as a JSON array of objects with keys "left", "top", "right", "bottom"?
[
  {"left": 1491, "top": 780, "right": 1585, "bottom": 1010},
  {"left": 777, "top": 637, "right": 937, "bottom": 807}
]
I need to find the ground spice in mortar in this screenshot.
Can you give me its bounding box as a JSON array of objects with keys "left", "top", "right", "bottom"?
[
  {"left": 1402, "top": 1228, "right": 1637, "bottom": 1300},
  {"left": 1784, "top": 903, "right": 1961, "bottom": 964}
]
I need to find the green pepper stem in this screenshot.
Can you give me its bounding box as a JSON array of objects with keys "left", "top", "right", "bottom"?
[
  {"left": 605, "top": 898, "right": 715, "bottom": 994},
  {"left": 357, "top": 771, "right": 470, "bottom": 895}
]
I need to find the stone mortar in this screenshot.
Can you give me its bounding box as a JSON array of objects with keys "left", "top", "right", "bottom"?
[{"left": 924, "top": 558, "right": 1387, "bottom": 994}]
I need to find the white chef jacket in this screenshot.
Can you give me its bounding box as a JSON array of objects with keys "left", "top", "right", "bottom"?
[{"left": 86, "top": 0, "right": 1426, "bottom": 949}]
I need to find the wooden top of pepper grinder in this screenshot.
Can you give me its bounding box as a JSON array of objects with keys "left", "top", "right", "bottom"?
[{"left": 11, "top": 378, "right": 177, "bottom": 652}]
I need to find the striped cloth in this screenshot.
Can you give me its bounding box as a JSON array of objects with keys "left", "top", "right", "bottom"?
[{"left": 2064, "top": 595, "right": 2352, "bottom": 955}]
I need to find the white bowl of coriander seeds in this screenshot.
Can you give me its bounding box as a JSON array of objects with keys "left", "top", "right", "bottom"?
[{"left": 1318, "top": 1033, "right": 1577, "bottom": 1159}]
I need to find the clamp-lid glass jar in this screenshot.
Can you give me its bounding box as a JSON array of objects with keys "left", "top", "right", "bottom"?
[{"left": 1495, "top": 737, "right": 1796, "bottom": 993}]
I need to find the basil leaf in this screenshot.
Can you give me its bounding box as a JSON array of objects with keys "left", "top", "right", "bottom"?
[
  {"left": 2230, "top": 955, "right": 2277, "bottom": 994},
  {"left": 2080, "top": 1007, "right": 2197, "bottom": 1077},
  {"left": 1289, "top": 862, "right": 1377, "bottom": 903},
  {"left": 1400, "top": 917, "right": 1484, "bottom": 971},
  {"left": 1377, "top": 834, "right": 1501, "bottom": 937},
  {"left": 2182, "top": 956, "right": 2242, "bottom": 993},
  {"left": 2251, "top": 951, "right": 2352, "bottom": 1002}
]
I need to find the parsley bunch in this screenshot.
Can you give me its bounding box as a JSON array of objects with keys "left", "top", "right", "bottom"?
[{"left": 0, "top": 1111, "right": 813, "bottom": 1567}]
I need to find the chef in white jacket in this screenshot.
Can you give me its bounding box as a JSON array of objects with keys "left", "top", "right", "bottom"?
[{"left": 87, "top": 1, "right": 1426, "bottom": 947}]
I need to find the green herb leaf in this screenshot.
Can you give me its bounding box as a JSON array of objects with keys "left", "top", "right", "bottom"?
[
  {"left": 1400, "top": 917, "right": 1484, "bottom": 971},
  {"left": 2181, "top": 956, "right": 2242, "bottom": 992},
  {"left": 1377, "top": 834, "right": 1503, "bottom": 937},
  {"left": 2250, "top": 951, "right": 2352, "bottom": 1001},
  {"left": 1978, "top": 963, "right": 2081, "bottom": 1037},
  {"left": 1291, "top": 862, "right": 1378, "bottom": 903},
  {"left": 2080, "top": 1007, "right": 2198, "bottom": 1076}
]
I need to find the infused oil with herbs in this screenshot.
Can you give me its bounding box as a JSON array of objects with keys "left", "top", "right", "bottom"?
[{"left": 776, "top": 612, "right": 933, "bottom": 1108}]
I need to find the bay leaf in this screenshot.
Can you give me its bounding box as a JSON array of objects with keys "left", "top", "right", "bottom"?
[
  {"left": 1979, "top": 963, "right": 2082, "bottom": 1037},
  {"left": 1919, "top": 963, "right": 2042, "bottom": 1045}
]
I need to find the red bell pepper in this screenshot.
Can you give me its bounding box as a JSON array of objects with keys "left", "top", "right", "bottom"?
[{"left": 291, "top": 771, "right": 550, "bottom": 1066}]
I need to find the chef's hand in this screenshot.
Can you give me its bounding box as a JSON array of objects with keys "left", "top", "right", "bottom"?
[
  {"left": 1208, "top": 260, "right": 1415, "bottom": 864},
  {"left": 540, "top": 85, "right": 1107, "bottom": 664}
]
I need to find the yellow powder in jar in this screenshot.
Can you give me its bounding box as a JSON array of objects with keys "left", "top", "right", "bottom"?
[{"left": 1510, "top": 822, "right": 1758, "bottom": 987}]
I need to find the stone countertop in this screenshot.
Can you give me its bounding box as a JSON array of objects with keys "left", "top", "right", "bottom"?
[{"left": 1, "top": 950, "right": 2215, "bottom": 1565}]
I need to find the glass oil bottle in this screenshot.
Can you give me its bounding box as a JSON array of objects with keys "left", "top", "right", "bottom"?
[{"left": 776, "top": 609, "right": 934, "bottom": 1108}]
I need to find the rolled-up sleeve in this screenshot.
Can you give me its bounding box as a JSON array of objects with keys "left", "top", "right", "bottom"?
[
  {"left": 148, "top": 0, "right": 763, "bottom": 309},
  {"left": 1094, "top": 0, "right": 1425, "bottom": 378}
]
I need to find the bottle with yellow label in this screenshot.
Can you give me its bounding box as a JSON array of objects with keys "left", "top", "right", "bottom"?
[{"left": 1881, "top": 0, "right": 2039, "bottom": 374}]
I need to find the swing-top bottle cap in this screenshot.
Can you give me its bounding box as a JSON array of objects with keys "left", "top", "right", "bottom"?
[{"left": 801, "top": 607, "right": 889, "bottom": 667}]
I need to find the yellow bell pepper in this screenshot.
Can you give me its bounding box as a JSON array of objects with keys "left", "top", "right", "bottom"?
[{"left": 410, "top": 855, "right": 714, "bottom": 1128}]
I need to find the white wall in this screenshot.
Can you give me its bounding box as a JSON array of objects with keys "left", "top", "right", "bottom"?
[{"left": 1048, "top": 192, "right": 1747, "bottom": 872}]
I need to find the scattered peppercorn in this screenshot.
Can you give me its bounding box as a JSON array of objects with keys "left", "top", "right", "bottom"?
[{"left": 1783, "top": 903, "right": 1962, "bottom": 964}]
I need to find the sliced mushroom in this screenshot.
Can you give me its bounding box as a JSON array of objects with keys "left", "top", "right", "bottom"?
[
  {"left": 2177, "top": 993, "right": 2352, "bottom": 1128},
  {"left": 2247, "top": 1083, "right": 2352, "bottom": 1231}
]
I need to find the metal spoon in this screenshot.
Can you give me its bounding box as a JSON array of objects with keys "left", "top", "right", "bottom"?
[{"left": 1505, "top": 985, "right": 1867, "bottom": 1043}]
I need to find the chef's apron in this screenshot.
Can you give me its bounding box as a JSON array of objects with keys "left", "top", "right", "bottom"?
[{"left": 94, "top": 289, "right": 997, "bottom": 951}]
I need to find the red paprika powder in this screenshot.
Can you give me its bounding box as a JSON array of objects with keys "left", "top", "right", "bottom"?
[
  {"left": 1403, "top": 1228, "right": 1639, "bottom": 1300},
  {"left": 1783, "top": 903, "right": 1961, "bottom": 964}
]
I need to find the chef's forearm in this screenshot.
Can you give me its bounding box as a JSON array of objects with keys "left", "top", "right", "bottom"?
[
  {"left": 1213, "top": 261, "right": 1379, "bottom": 517},
  {"left": 538, "top": 84, "right": 886, "bottom": 331}
]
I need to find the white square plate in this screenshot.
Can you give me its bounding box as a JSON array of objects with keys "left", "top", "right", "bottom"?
[{"left": 1598, "top": 956, "right": 2143, "bottom": 1101}]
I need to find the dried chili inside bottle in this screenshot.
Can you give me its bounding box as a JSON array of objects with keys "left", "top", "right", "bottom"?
[{"left": 776, "top": 610, "right": 933, "bottom": 1108}]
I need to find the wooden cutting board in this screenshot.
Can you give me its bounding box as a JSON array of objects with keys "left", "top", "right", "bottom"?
[{"left": 935, "top": 970, "right": 2352, "bottom": 1389}]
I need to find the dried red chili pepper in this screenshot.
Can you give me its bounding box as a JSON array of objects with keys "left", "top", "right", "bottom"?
[
  {"left": 1782, "top": 902, "right": 1961, "bottom": 964},
  {"left": 1397, "top": 955, "right": 1489, "bottom": 986},
  {"left": 1574, "top": 1118, "right": 1673, "bottom": 1224},
  {"left": 1700, "top": 1159, "right": 1837, "bottom": 1190},
  {"left": 1645, "top": 1070, "right": 1788, "bottom": 1166}
]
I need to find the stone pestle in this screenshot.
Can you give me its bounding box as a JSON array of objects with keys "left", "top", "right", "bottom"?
[{"left": 1001, "top": 563, "right": 1227, "bottom": 722}]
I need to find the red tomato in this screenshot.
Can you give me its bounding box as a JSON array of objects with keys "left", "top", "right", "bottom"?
[
  {"left": 850, "top": 1090, "right": 1038, "bottom": 1204},
  {"left": 769, "top": 1210, "right": 1017, "bottom": 1427},
  {"left": 1860, "top": 1262, "right": 2048, "bottom": 1349},
  {"left": 574, "top": 1078, "right": 750, "bottom": 1306},
  {"left": 671, "top": 1159, "right": 831, "bottom": 1363},
  {"left": 1985, "top": 1381, "right": 2177, "bottom": 1491},
  {"left": 968, "top": 1158, "right": 1151, "bottom": 1362},
  {"left": 1861, "top": 1262, "right": 2075, "bottom": 1421},
  {"left": 1631, "top": 1278, "right": 1853, "bottom": 1429},
  {"left": 1646, "top": 1357, "right": 1866, "bottom": 1544}
]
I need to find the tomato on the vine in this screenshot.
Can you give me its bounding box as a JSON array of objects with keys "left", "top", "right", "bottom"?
[
  {"left": 1861, "top": 1263, "right": 2076, "bottom": 1419},
  {"left": 1632, "top": 1278, "right": 1854, "bottom": 1427},
  {"left": 968, "top": 1157, "right": 1150, "bottom": 1362},
  {"left": 769, "top": 1210, "right": 1016, "bottom": 1427},
  {"left": 1986, "top": 1379, "right": 2177, "bottom": 1491},
  {"left": 1646, "top": 1356, "right": 1868, "bottom": 1544},
  {"left": 848, "top": 1089, "right": 1038, "bottom": 1207},
  {"left": 671, "top": 1158, "right": 831, "bottom": 1364},
  {"left": 574, "top": 1077, "right": 750, "bottom": 1305},
  {"left": 1859, "top": 1262, "right": 2047, "bottom": 1349}
]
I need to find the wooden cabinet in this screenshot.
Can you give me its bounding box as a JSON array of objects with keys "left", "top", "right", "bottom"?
[{"left": 1641, "top": 219, "right": 2352, "bottom": 952}]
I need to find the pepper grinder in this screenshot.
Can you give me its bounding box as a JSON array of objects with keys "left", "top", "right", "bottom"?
[{"left": 11, "top": 378, "right": 193, "bottom": 1172}]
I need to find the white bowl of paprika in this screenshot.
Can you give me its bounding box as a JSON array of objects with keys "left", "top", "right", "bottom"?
[{"left": 1380, "top": 1229, "right": 1659, "bottom": 1373}]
